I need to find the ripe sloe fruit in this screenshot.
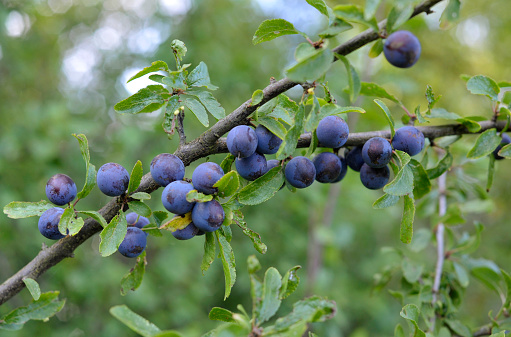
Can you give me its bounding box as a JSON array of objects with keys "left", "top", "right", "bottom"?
[
  {"left": 316, "top": 116, "right": 349, "bottom": 148},
  {"left": 126, "top": 212, "right": 150, "bottom": 236},
  {"left": 38, "top": 207, "right": 66, "bottom": 240},
  {"left": 360, "top": 164, "right": 390, "bottom": 190},
  {"left": 255, "top": 125, "right": 282, "bottom": 154},
  {"left": 46, "top": 174, "right": 77, "bottom": 206},
  {"left": 97, "top": 163, "right": 130, "bottom": 197},
  {"left": 383, "top": 30, "right": 421, "bottom": 68},
  {"left": 285, "top": 156, "right": 316, "bottom": 188},
  {"left": 192, "top": 162, "right": 224, "bottom": 195},
  {"left": 346, "top": 146, "right": 365, "bottom": 172},
  {"left": 266, "top": 159, "right": 280, "bottom": 171},
  {"left": 118, "top": 227, "right": 147, "bottom": 258},
  {"left": 313, "top": 152, "right": 342, "bottom": 183},
  {"left": 161, "top": 180, "right": 195, "bottom": 215},
  {"left": 235, "top": 152, "right": 268, "bottom": 181},
  {"left": 191, "top": 200, "right": 225, "bottom": 232},
  {"left": 226, "top": 125, "right": 258, "bottom": 158},
  {"left": 150, "top": 153, "right": 185, "bottom": 187},
  {"left": 172, "top": 222, "right": 199, "bottom": 240},
  {"left": 362, "top": 137, "right": 392, "bottom": 168},
  {"left": 332, "top": 155, "right": 348, "bottom": 183},
  {"left": 392, "top": 126, "right": 425, "bottom": 156},
  {"left": 493, "top": 133, "right": 511, "bottom": 160}
]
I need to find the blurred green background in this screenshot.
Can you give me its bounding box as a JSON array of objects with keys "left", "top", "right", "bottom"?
[{"left": 1, "top": 0, "right": 511, "bottom": 336}]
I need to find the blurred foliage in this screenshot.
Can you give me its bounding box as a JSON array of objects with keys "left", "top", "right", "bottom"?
[{"left": 1, "top": 0, "right": 511, "bottom": 336}]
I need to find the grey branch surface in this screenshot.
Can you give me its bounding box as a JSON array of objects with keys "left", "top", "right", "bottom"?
[{"left": 0, "top": 0, "right": 468, "bottom": 306}]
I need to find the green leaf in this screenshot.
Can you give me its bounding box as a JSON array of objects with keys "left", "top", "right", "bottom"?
[
  {"left": 394, "top": 324, "right": 405, "bottom": 337},
  {"left": 128, "top": 61, "right": 169, "bottom": 83},
  {"left": 428, "top": 108, "right": 481, "bottom": 132},
  {"left": 213, "top": 171, "right": 240, "bottom": 198},
  {"left": 185, "top": 90, "right": 225, "bottom": 119},
  {"left": 445, "top": 319, "right": 471, "bottom": 337},
  {"left": 425, "top": 85, "right": 441, "bottom": 110},
  {"left": 467, "top": 128, "right": 502, "bottom": 159},
  {"left": 186, "top": 190, "right": 213, "bottom": 203},
  {"left": 440, "top": 204, "right": 465, "bottom": 225},
  {"left": 253, "top": 19, "right": 302, "bottom": 45},
  {"left": 337, "top": 55, "right": 361, "bottom": 103},
  {"left": 235, "top": 218, "right": 267, "bottom": 254},
  {"left": 279, "top": 266, "right": 301, "bottom": 300},
  {"left": 160, "top": 213, "right": 192, "bottom": 231},
  {"left": 220, "top": 154, "right": 236, "bottom": 173},
  {"left": 0, "top": 291, "right": 65, "bottom": 331},
  {"left": 401, "top": 259, "right": 423, "bottom": 283},
  {"left": 130, "top": 192, "right": 151, "bottom": 201},
  {"left": 99, "top": 213, "right": 128, "bottom": 257},
  {"left": 365, "top": 0, "right": 382, "bottom": 20},
  {"left": 386, "top": 5, "right": 414, "bottom": 32},
  {"left": 120, "top": 251, "right": 146, "bottom": 296},
  {"left": 409, "top": 159, "right": 431, "bottom": 199},
  {"left": 258, "top": 117, "right": 287, "bottom": 140},
  {"left": 58, "top": 207, "right": 84, "bottom": 236},
  {"left": 110, "top": 305, "right": 161, "bottom": 337},
  {"left": 73, "top": 133, "right": 96, "bottom": 200},
  {"left": 306, "top": 0, "right": 329, "bottom": 17},
  {"left": 440, "top": 0, "right": 461, "bottom": 28},
  {"left": 374, "top": 99, "right": 395, "bottom": 138},
  {"left": 467, "top": 258, "right": 502, "bottom": 296},
  {"left": 274, "top": 296, "right": 336, "bottom": 331},
  {"left": 501, "top": 269, "right": 511, "bottom": 309},
  {"left": 399, "top": 304, "right": 426, "bottom": 337},
  {"left": 238, "top": 167, "right": 285, "bottom": 205},
  {"left": 373, "top": 193, "right": 400, "bottom": 209},
  {"left": 276, "top": 104, "right": 305, "bottom": 160},
  {"left": 128, "top": 160, "right": 143, "bottom": 195},
  {"left": 78, "top": 210, "right": 108, "bottom": 228},
  {"left": 153, "top": 331, "right": 184, "bottom": 337},
  {"left": 427, "top": 151, "right": 453, "bottom": 179},
  {"left": 318, "top": 18, "right": 353, "bottom": 39},
  {"left": 3, "top": 200, "right": 53, "bottom": 219},
  {"left": 286, "top": 47, "right": 333, "bottom": 82},
  {"left": 184, "top": 97, "right": 209, "bottom": 127},
  {"left": 498, "top": 143, "right": 511, "bottom": 158},
  {"left": 400, "top": 195, "right": 415, "bottom": 244},
  {"left": 208, "top": 307, "right": 237, "bottom": 323},
  {"left": 201, "top": 232, "right": 216, "bottom": 274},
  {"left": 114, "top": 85, "right": 169, "bottom": 114},
  {"left": 467, "top": 75, "right": 500, "bottom": 101},
  {"left": 409, "top": 228, "right": 431, "bottom": 253},
  {"left": 215, "top": 231, "right": 236, "bottom": 300},
  {"left": 187, "top": 61, "right": 218, "bottom": 90},
  {"left": 251, "top": 89, "right": 264, "bottom": 106},
  {"left": 162, "top": 73, "right": 186, "bottom": 90},
  {"left": 361, "top": 82, "right": 400, "bottom": 103},
  {"left": 454, "top": 262, "right": 469, "bottom": 288},
  {"left": 304, "top": 95, "right": 321, "bottom": 132},
  {"left": 368, "top": 39, "right": 383, "bottom": 58},
  {"left": 256, "top": 268, "right": 282, "bottom": 324},
  {"left": 171, "top": 39, "right": 187, "bottom": 62},
  {"left": 23, "top": 278, "right": 41, "bottom": 301},
  {"left": 128, "top": 201, "right": 152, "bottom": 218},
  {"left": 162, "top": 95, "right": 181, "bottom": 139},
  {"left": 384, "top": 165, "right": 413, "bottom": 196},
  {"left": 333, "top": 4, "right": 379, "bottom": 32},
  {"left": 489, "top": 332, "right": 506, "bottom": 337}
]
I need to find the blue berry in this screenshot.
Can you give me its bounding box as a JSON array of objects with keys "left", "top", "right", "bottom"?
[
  {"left": 126, "top": 212, "right": 150, "bottom": 236},
  {"left": 316, "top": 116, "right": 349, "bottom": 148},
  {"left": 191, "top": 200, "right": 225, "bottom": 232},
  {"left": 332, "top": 155, "right": 348, "bottom": 183},
  {"left": 346, "top": 146, "right": 365, "bottom": 172},
  {"left": 313, "top": 152, "right": 342, "bottom": 183},
  {"left": 362, "top": 137, "right": 392, "bottom": 168},
  {"left": 392, "top": 126, "right": 425, "bottom": 156},
  {"left": 266, "top": 159, "right": 280, "bottom": 171},
  {"left": 118, "top": 227, "right": 147, "bottom": 258},
  {"left": 192, "top": 162, "right": 224, "bottom": 195},
  {"left": 46, "top": 174, "right": 77, "bottom": 206},
  {"left": 255, "top": 125, "right": 282, "bottom": 154},
  {"left": 235, "top": 152, "right": 268, "bottom": 181},
  {"left": 226, "top": 125, "right": 258, "bottom": 158},
  {"left": 383, "top": 30, "right": 421, "bottom": 68},
  {"left": 150, "top": 153, "right": 185, "bottom": 187},
  {"left": 161, "top": 181, "right": 195, "bottom": 215},
  {"left": 493, "top": 133, "right": 511, "bottom": 160},
  {"left": 285, "top": 156, "right": 316, "bottom": 189},
  {"left": 172, "top": 222, "right": 199, "bottom": 240},
  {"left": 360, "top": 164, "right": 390, "bottom": 190},
  {"left": 38, "top": 207, "right": 66, "bottom": 240},
  {"left": 97, "top": 163, "right": 130, "bottom": 197}
]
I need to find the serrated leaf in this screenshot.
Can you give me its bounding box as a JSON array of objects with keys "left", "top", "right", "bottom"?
[
  {"left": 425, "top": 85, "right": 441, "bottom": 110},
  {"left": 130, "top": 192, "right": 151, "bottom": 201},
  {"left": 467, "top": 128, "right": 502, "bottom": 159},
  {"left": 162, "top": 95, "right": 181, "bottom": 139},
  {"left": 187, "top": 61, "right": 218, "bottom": 90},
  {"left": 3, "top": 201, "right": 53, "bottom": 219},
  {"left": 285, "top": 48, "right": 333, "bottom": 82},
  {"left": 23, "top": 278, "right": 41, "bottom": 301},
  {"left": 128, "top": 160, "right": 143, "bottom": 195},
  {"left": 304, "top": 95, "right": 322, "bottom": 132},
  {"left": 276, "top": 104, "right": 305, "bottom": 160},
  {"left": 427, "top": 151, "right": 453, "bottom": 179},
  {"left": 201, "top": 232, "right": 216, "bottom": 274},
  {"left": 186, "top": 190, "right": 213, "bottom": 203},
  {"left": 127, "top": 61, "right": 169, "bottom": 83},
  {"left": 409, "top": 159, "right": 431, "bottom": 199},
  {"left": 317, "top": 104, "right": 364, "bottom": 122},
  {"left": 400, "top": 195, "right": 415, "bottom": 244},
  {"left": 236, "top": 218, "right": 267, "bottom": 254},
  {"left": 386, "top": 5, "right": 414, "bottom": 32},
  {"left": 162, "top": 72, "right": 186, "bottom": 90},
  {"left": 0, "top": 291, "right": 65, "bottom": 331},
  {"left": 337, "top": 55, "right": 360, "bottom": 103},
  {"left": 73, "top": 134, "right": 96, "bottom": 200},
  {"left": 220, "top": 154, "right": 235, "bottom": 173},
  {"left": 160, "top": 213, "right": 192, "bottom": 231},
  {"left": 428, "top": 108, "right": 481, "bottom": 132},
  {"left": 115, "top": 85, "right": 169, "bottom": 114},
  {"left": 78, "top": 210, "right": 108, "bottom": 228},
  {"left": 58, "top": 207, "right": 79, "bottom": 236},
  {"left": 274, "top": 296, "right": 336, "bottom": 331},
  {"left": 467, "top": 75, "right": 500, "bottom": 101},
  {"left": 208, "top": 307, "right": 237, "bottom": 323},
  {"left": 369, "top": 39, "right": 383, "bottom": 58},
  {"left": 258, "top": 117, "right": 287, "bottom": 140},
  {"left": 120, "top": 251, "right": 146, "bottom": 296},
  {"left": 110, "top": 305, "right": 161, "bottom": 337},
  {"left": 251, "top": 90, "right": 264, "bottom": 106},
  {"left": 216, "top": 230, "right": 236, "bottom": 300},
  {"left": 256, "top": 268, "right": 282, "bottom": 324},
  {"left": 373, "top": 193, "right": 400, "bottom": 209},
  {"left": 99, "top": 213, "right": 128, "bottom": 257},
  {"left": 149, "top": 74, "right": 165, "bottom": 84},
  {"left": 184, "top": 97, "right": 209, "bottom": 127},
  {"left": 384, "top": 165, "right": 413, "bottom": 196},
  {"left": 333, "top": 4, "right": 379, "bottom": 32},
  {"left": 306, "top": 0, "right": 329, "bottom": 17},
  {"left": 361, "top": 82, "right": 400, "bottom": 103},
  {"left": 374, "top": 99, "right": 395, "bottom": 138},
  {"left": 186, "top": 90, "right": 225, "bottom": 119},
  {"left": 253, "top": 19, "right": 302, "bottom": 45},
  {"left": 399, "top": 304, "right": 426, "bottom": 337},
  {"left": 318, "top": 18, "right": 352, "bottom": 38},
  {"left": 171, "top": 39, "right": 187, "bottom": 62},
  {"left": 279, "top": 266, "right": 301, "bottom": 300},
  {"left": 214, "top": 171, "right": 240, "bottom": 198},
  {"left": 128, "top": 201, "right": 152, "bottom": 218},
  {"left": 498, "top": 143, "right": 511, "bottom": 158},
  {"left": 238, "top": 167, "right": 284, "bottom": 205}
]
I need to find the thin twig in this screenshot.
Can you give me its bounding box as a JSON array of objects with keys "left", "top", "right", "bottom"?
[{"left": 177, "top": 110, "right": 186, "bottom": 145}]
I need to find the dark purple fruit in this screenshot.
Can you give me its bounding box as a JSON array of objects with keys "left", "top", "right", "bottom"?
[
  {"left": 255, "top": 125, "right": 282, "bottom": 154},
  {"left": 392, "top": 126, "right": 425, "bottom": 156},
  {"left": 235, "top": 152, "right": 268, "bottom": 181},
  {"left": 285, "top": 156, "right": 316, "bottom": 189},
  {"left": 226, "top": 125, "right": 258, "bottom": 158},
  {"left": 97, "top": 163, "right": 130, "bottom": 197},
  {"left": 118, "top": 227, "right": 147, "bottom": 258},
  {"left": 126, "top": 212, "right": 150, "bottom": 236},
  {"left": 38, "top": 207, "right": 66, "bottom": 240},
  {"left": 313, "top": 152, "right": 342, "bottom": 183},
  {"left": 383, "top": 30, "right": 421, "bottom": 68},
  {"left": 316, "top": 116, "right": 349, "bottom": 148},
  {"left": 150, "top": 153, "right": 185, "bottom": 187},
  {"left": 191, "top": 200, "right": 225, "bottom": 232},
  {"left": 46, "top": 174, "right": 77, "bottom": 206},
  {"left": 345, "top": 146, "right": 365, "bottom": 172},
  {"left": 192, "top": 162, "right": 224, "bottom": 195},
  {"left": 172, "top": 223, "right": 200, "bottom": 240},
  {"left": 360, "top": 164, "right": 390, "bottom": 190},
  {"left": 362, "top": 137, "right": 392, "bottom": 168},
  {"left": 161, "top": 180, "right": 195, "bottom": 215},
  {"left": 332, "top": 155, "right": 348, "bottom": 183}
]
